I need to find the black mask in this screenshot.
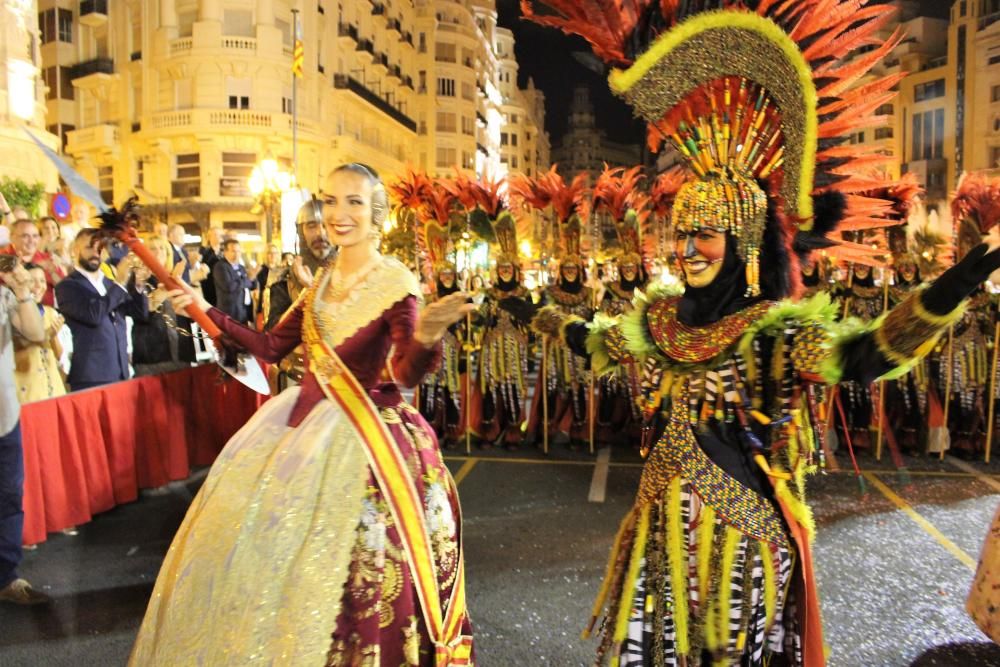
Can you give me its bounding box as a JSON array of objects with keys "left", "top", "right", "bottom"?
[
  {"left": 496, "top": 274, "right": 520, "bottom": 292},
  {"left": 851, "top": 266, "right": 875, "bottom": 288},
  {"left": 801, "top": 264, "right": 820, "bottom": 287},
  {"left": 559, "top": 272, "right": 583, "bottom": 294},
  {"left": 436, "top": 276, "right": 460, "bottom": 297},
  {"left": 619, "top": 266, "right": 646, "bottom": 291}
]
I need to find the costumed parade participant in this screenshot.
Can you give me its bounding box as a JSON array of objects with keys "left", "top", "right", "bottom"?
[
  {"left": 516, "top": 1, "right": 1000, "bottom": 665},
  {"left": 830, "top": 247, "right": 885, "bottom": 451},
  {"left": 261, "top": 197, "right": 335, "bottom": 393},
  {"left": 418, "top": 218, "right": 465, "bottom": 450},
  {"left": 452, "top": 173, "right": 529, "bottom": 450},
  {"left": 595, "top": 166, "right": 650, "bottom": 318},
  {"left": 263, "top": 197, "right": 335, "bottom": 331},
  {"left": 942, "top": 174, "right": 1000, "bottom": 458},
  {"left": 130, "top": 163, "right": 476, "bottom": 666},
  {"left": 882, "top": 216, "right": 930, "bottom": 454},
  {"left": 518, "top": 167, "right": 594, "bottom": 449},
  {"left": 391, "top": 169, "right": 469, "bottom": 451},
  {"left": 593, "top": 166, "right": 651, "bottom": 446}
]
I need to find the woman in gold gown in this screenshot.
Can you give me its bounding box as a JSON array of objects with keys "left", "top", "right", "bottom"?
[{"left": 130, "top": 164, "right": 476, "bottom": 666}]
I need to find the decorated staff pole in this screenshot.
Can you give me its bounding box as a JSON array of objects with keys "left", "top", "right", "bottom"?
[
  {"left": 940, "top": 325, "right": 955, "bottom": 461},
  {"left": 875, "top": 271, "right": 890, "bottom": 461},
  {"left": 986, "top": 320, "right": 1000, "bottom": 463},
  {"left": 465, "top": 308, "right": 473, "bottom": 455},
  {"left": 542, "top": 334, "right": 549, "bottom": 455},
  {"left": 588, "top": 258, "right": 597, "bottom": 455}
]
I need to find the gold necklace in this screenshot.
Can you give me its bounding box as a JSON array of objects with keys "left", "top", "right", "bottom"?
[{"left": 324, "top": 254, "right": 382, "bottom": 302}]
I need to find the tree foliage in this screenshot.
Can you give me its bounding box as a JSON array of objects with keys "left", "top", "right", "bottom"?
[{"left": 0, "top": 177, "right": 46, "bottom": 217}]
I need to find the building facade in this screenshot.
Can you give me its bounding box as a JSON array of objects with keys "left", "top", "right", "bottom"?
[
  {"left": 494, "top": 26, "right": 549, "bottom": 177},
  {"left": 848, "top": 0, "right": 1000, "bottom": 210},
  {"left": 550, "top": 85, "right": 641, "bottom": 178},
  {"left": 38, "top": 0, "right": 545, "bottom": 243},
  {"left": 1, "top": 0, "right": 58, "bottom": 194}
]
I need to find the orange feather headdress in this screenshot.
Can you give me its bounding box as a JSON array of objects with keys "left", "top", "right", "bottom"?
[{"left": 524, "top": 0, "right": 908, "bottom": 300}]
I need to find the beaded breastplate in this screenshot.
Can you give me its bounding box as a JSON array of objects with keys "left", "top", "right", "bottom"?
[
  {"left": 645, "top": 296, "right": 776, "bottom": 364},
  {"left": 548, "top": 284, "right": 591, "bottom": 308}
]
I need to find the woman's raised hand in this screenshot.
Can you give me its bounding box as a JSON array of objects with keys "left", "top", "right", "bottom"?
[
  {"left": 166, "top": 281, "right": 210, "bottom": 318},
  {"left": 414, "top": 292, "right": 476, "bottom": 347}
]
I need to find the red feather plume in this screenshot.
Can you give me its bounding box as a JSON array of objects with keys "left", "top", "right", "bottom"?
[
  {"left": 534, "top": 165, "right": 588, "bottom": 223},
  {"left": 951, "top": 173, "right": 1000, "bottom": 236},
  {"left": 388, "top": 166, "right": 432, "bottom": 211},
  {"left": 592, "top": 165, "right": 646, "bottom": 221}
]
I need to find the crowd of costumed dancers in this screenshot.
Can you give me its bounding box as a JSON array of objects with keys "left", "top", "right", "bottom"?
[{"left": 295, "top": 164, "right": 1000, "bottom": 471}]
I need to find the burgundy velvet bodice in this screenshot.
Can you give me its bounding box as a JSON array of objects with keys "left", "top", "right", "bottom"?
[{"left": 207, "top": 295, "right": 440, "bottom": 426}]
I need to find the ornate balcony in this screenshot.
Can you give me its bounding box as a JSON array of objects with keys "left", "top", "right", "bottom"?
[
  {"left": 80, "top": 0, "right": 108, "bottom": 27},
  {"left": 333, "top": 74, "right": 416, "bottom": 132}
]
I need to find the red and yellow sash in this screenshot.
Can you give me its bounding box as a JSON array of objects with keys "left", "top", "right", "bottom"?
[{"left": 303, "top": 269, "right": 472, "bottom": 665}]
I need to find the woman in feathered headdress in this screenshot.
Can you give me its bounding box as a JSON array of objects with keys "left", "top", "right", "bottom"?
[
  {"left": 590, "top": 165, "right": 650, "bottom": 447},
  {"left": 450, "top": 171, "right": 531, "bottom": 449},
  {"left": 515, "top": 3, "right": 1000, "bottom": 665},
  {"left": 513, "top": 166, "right": 594, "bottom": 449},
  {"left": 410, "top": 175, "right": 468, "bottom": 449}
]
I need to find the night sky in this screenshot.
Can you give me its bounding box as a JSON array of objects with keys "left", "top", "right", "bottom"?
[
  {"left": 495, "top": 1, "right": 644, "bottom": 148},
  {"left": 500, "top": 0, "right": 954, "bottom": 148}
]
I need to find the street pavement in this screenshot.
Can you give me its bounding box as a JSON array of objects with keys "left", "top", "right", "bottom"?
[{"left": 1, "top": 446, "right": 999, "bottom": 666}]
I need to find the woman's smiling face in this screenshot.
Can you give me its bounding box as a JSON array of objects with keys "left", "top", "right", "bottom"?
[
  {"left": 321, "top": 169, "right": 374, "bottom": 248},
  {"left": 674, "top": 225, "right": 726, "bottom": 288}
]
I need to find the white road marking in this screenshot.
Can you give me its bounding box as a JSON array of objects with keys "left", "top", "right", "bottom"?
[
  {"left": 944, "top": 455, "right": 1000, "bottom": 493},
  {"left": 588, "top": 447, "right": 611, "bottom": 503}
]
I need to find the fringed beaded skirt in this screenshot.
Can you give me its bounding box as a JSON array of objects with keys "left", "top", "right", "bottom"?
[
  {"left": 592, "top": 425, "right": 802, "bottom": 667},
  {"left": 130, "top": 386, "right": 471, "bottom": 666}
]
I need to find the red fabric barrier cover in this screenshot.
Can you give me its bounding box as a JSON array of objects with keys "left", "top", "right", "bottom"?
[{"left": 19, "top": 364, "right": 266, "bottom": 545}]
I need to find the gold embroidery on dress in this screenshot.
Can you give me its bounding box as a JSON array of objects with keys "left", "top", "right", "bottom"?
[
  {"left": 403, "top": 616, "right": 421, "bottom": 666},
  {"left": 308, "top": 257, "right": 421, "bottom": 351}
]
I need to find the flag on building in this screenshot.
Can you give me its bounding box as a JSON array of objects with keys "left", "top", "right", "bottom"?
[{"left": 292, "top": 39, "right": 304, "bottom": 78}]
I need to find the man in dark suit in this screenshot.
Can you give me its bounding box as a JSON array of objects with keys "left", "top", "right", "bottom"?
[
  {"left": 55, "top": 229, "right": 149, "bottom": 391},
  {"left": 212, "top": 239, "right": 258, "bottom": 326},
  {"left": 167, "top": 224, "right": 192, "bottom": 284},
  {"left": 199, "top": 228, "right": 222, "bottom": 306}
]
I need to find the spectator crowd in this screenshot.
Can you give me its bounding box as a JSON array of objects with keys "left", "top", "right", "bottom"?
[
  {"left": 0, "top": 191, "right": 289, "bottom": 402},
  {"left": 0, "top": 191, "right": 327, "bottom": 606}
]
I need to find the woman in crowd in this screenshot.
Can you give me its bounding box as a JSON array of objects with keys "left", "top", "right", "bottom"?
[
  {"left": 130, "top": 237, "right": 187, "bottom": 377},
  {"left": 130, "top": 163, "right": 475, "bottom": 666},
  {"left": 13, "top": 263, "right": 66, "bottom": 402}
]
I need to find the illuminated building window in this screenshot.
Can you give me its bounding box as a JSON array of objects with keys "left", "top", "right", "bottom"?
[
  {"left": 436, "top": 77, "right": 455, "bottom": 97},
  {"left": 436, "top": 112, "right": 456, "bottom": 132},
  {"left": 914, "top": 79, "right": 945, "bottom": 102},
  {"left": 436, "top": 147, "right": 456, "bottom": 168},
  {"left": 39, "top": 9, "right": 73, "bottom": 44},
  {"left": 98, "top": 166, "right": 113, "bottom": 205},
  {"left": 174, "top": 154, "right": 201, "bottom": 198}
]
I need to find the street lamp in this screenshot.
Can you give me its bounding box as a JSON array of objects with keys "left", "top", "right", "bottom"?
[{"left": 248, "top": 157, "right": 293, "bottom": 245}]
